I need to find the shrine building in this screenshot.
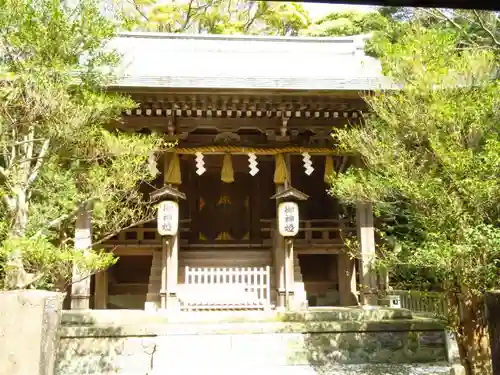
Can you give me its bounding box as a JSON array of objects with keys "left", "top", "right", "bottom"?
[{"left": 70, "top": 32, "right": 391, "bottom": 312}]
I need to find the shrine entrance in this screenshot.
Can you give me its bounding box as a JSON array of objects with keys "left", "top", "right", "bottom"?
[
  {"left": 189, "top": 166, "right": 260, "bottom": 245},
  {"left": 298, "top": 254, "right": 340, "bottom": 307},
  {"left": 107, "top": 255, "right": 152, "bottom": 309}
]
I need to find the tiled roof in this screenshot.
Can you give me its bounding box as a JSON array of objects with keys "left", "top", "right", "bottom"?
[{"left": 108, "top": 32, "right": 392, "bottom": 91}]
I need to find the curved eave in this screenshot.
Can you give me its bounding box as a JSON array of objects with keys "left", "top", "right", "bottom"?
[{"left": 108, "top": 76, "right": 395, "bottom": 91}]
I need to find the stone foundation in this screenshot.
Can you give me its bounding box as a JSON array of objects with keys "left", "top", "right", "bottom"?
[
  {"left": 0, "top": 290, "right": 64, "bottom": 375},
  {"left": 56, "top": 308, "right": 451, "bottom": 375}
]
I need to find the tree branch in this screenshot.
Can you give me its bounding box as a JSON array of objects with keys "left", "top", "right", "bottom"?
[
  {"left": 472, "top": 10, "right": 500, "bottom": 47},
  {"left": 14, "top": 271, "right": 45, "bottom": 289},
  {"left": 9, "top": 129, "right": 16, "bottom": 170},
  {"left": 26, "top": 138, "right": 49, "bottom": 187},
  {"left": 435, "top": 9, "right": 464, "bottom": 32},
  {"left": 2, "top": 194, "right": 15, "bottom": 211},
  {"left": 93, "top": 217, "right": 154, "bottom": 246},
  {"left": 34, "top": 197, "right": 98, "bottom": 238},
  {"left": 0, "top": 165, "right": 8, "bottom": 179},
  {"left": 127, "top": 0, "right": 149, "bottom": 22},
  {"left": 181, "top": 0, "right": 196, "bottom": 31}
]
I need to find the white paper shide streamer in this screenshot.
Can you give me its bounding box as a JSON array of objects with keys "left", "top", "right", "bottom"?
[
  {"left": 195, "top": 152, "right": 206, "bottom": 175},
  {"left": 248, "top": 153, "right": 259, "bottom": 176},
  {"left": 302, "top": 152, "right": 314, "bottom": 175}
]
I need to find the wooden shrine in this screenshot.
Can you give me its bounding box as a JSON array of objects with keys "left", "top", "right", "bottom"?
[{"left": 70, "top": 32, "right": 388, "bottom": 311}]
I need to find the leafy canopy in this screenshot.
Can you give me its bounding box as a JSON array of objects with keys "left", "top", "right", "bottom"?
[
  {"left": 112, "top": 0, "right": 392, "bottom": 37},
  {"left": 332, "top": 16, "right": 500, "bottom": 375},
  {"left": 332, "top": 24, "right": 500, "bottom": 296},
  {"left": 0, "top": 0, "right": 163, "bottom": 289}
]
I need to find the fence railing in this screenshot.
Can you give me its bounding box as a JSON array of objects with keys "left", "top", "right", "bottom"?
[
  {"left": 260, "top": 218, "right": 355, "bottom": 246},
  {"left": 105, "top": 218, "right": 355, "bottom": 247},
  {"left": 390, "top": 290, "right": 448, "bottom": 317},
  {"left": 180, "top": 266, "right": 271, "bottom": 310}
]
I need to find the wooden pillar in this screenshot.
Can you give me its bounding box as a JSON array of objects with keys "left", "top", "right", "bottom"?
[
  {"left": 283, "top": 238, "right": 295, "bottom": 309},
  {"left": 160, "top": 237, "right": 167, "bottom": 310},
  {"left": 71, "top": 205, "right": 92, "bottom": 310},
  {"left": 273, "top": 184, "right": 286, "bottom": 310},
  {"left": 273, "top": 204, "right": 286, "bottom": 309},
  {"left": 158, "top": 152, "right": 181, "bottom": 312},
  {"left": 337, "top": 252, "right": 359, "bottom": 306},
  {"left": 356, "top": 202, "right": 378, "bottom": 305},
  {"left": 166, "top": 233, "right": 179, "bottom": 312},
  {"left": 378, "top": 260, "right": 389, "bottom": 295},
  {"left": 284, "top": 154, "right": 295, "bottom": 308},
  {"left": 94, "top": 270, "right": 108, "bottom": 309}
]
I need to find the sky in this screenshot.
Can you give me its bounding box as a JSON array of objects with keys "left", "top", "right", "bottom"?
[{"left": 301, "top": 3, "right": 377, "bottom": 19}]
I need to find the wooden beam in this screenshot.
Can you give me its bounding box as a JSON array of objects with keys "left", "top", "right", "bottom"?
[
  {"left": 338, "top": 252, "right": 359, "bottom": 306},
  {"left": 71, "top": 206, "right": 92, "bottom": 310},
  {"left": 169, "top": 146, "right": 344, "bottom": 155},
  {"left": 94, "top": 270, "right": 108, "bottom": 309},
  {"left": 124, "top": 108, "right": 365, "bottom": 120},
  {"left": 357, "top": 202, "right": 378, "bottom": 306},
  {"left": 111, "top": 247, "right": 156, "bottom": 255}
]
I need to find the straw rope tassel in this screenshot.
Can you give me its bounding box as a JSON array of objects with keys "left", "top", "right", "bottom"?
[
  {"left": 324, "top": 155, "right": 334, "bottom": 183},
  {"left": 164, "top": 153, "right": 182, "bottom": 185},
  {"left": 221, "top": 153, "right": 234, "bottom": 183},
  {"left": 274, "top": 153, "right": 288, "bottom": 184}
]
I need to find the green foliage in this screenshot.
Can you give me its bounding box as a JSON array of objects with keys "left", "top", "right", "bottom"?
[
  {"left": 0, "top": 0, "right": 163, "bottom": 289},
  {"left": 303, "top": 10, "right": 388, "bottom": 37},
  {"left": 0, "top": 236, "right": 116, "bottom": 290},
  {"left": 365, "top": 9, "right": 499, "bottom": 59},
  {"left": 115, "top": 0, "right": 392, "bottom": 37},
  {"left": 114, "top": 0, "right": 309, "bottom": 35},
  {"left": 330, "top": 22, "right": 499, "bottom": 373},
  {"left": 332, "top": 24, "right": 500, "bottom": 294}
]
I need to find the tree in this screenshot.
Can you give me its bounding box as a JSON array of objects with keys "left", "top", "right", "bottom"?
[
  {"left": 0, "top": 0, "right": 163, "bottom": 290},
  {"left": 112, "top": 0, "right": 311, "bottom": 36},
  {"left": 330, "top": 20, "right": 499, "bottom": 375},
  {"left": 366, "top": 8, "right": 499, "bottom": 59},
  {"left": 109, "top": 0, "right": 397, "bottom": 37},
  {"left": 302, "top": 9, "right": 389, "bottom": 37}
]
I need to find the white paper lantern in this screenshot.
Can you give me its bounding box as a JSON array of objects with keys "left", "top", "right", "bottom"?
[
  {"left": 157, "top": 200, "right": 179, "bottom": 236},
  {"left": 278, "top": 201, "right": 300, "bottom": 237}
]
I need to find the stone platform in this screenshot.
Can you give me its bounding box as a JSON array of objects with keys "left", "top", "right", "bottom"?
[
  {"left": 56, "top": 307, "right": 451, "bottom": 375},
  {"left": 150, "top": 364, "right": 452, "bottom": 375}
]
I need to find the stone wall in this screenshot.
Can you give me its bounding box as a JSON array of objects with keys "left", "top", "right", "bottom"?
[
  {"left": 56, "top": 309, "right": 451, "bottom": 375},
  {"left": 0, "top": 290, "right": 64, "bottom": 375}
]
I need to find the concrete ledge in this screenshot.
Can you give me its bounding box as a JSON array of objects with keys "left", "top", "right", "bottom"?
[
  {"left": 56, "top": 328, "right": 448, "bottom": 373},
  {"left": 61, "top": 307, "right": 413, "bottom": 326},
  {"left": 60, "top": 319, "right": 444, "bottom": 337},
  {"left": 56, "top": 309, "right": 448, "bottom": 374},
  {"left": 281, "top": 307, "right": 413, "bottom": 322}
]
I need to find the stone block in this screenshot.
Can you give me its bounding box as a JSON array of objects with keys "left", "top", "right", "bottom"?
[
  {"left": 449, "top": 363, "right": 466, "bottom": 375},
  {"left": 0, "top": 290, "right": 64, "bottom": 375},
  {"left": 444, "top": 331, "right": 461, "bottom": 363},
  {"left": 55, "top": 337, "right": 156, "bottom": 375},
  {"left": 55, "top": 310, "right": 450, "bottom": 373}
]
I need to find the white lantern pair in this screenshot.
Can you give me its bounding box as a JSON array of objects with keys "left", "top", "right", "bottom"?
[
  {"left": 272, "top": 187, "right": 309, "bottom": 238},
  {"left": 150, "top": 185, "right": 186, "bottom": 237},
  {"left": 157, "top": 200, "right": 179, "bottom": 236}
]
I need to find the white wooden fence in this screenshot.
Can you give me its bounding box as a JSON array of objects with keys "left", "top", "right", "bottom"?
[
  {"left": 391, "top": 290, "right": 448, "bottom": 317},
  {"left": 181, "top": 266, "right": 271, "bottom": 310}
]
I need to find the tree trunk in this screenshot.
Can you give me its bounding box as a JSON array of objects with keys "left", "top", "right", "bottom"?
[
  {"left": 4, "top": 189, "right": 35, "bottom": 289},
  {"left": 485, "top": 291, "right": 500, "bottom": 375},
  {"left": 454, "top": 292, "right": 492, "bottom": 375}
]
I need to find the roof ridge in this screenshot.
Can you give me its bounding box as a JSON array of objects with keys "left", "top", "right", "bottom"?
[{"left": 116, "top": 31, "right": 370, "bottom": 45}]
